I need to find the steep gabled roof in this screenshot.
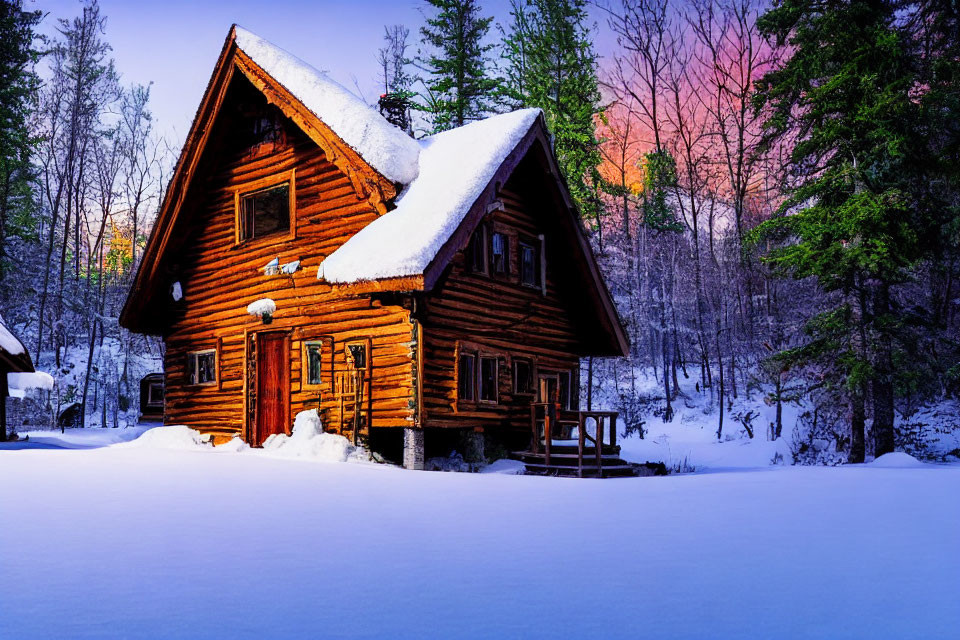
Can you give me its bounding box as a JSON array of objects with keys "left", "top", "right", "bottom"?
[
  {"left": 319, "top": 110, "right": 629, "bottom": 356},
  {"left": 318, "top": 109, "right": 541, "bottom": 283},
  {"left": 233, "top": 27, "right": 419, "bottom": 184}
]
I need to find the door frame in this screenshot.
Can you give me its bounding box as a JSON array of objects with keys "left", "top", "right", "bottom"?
[{"left": 243, "top": 327, "right": 292, "bottom": 445}]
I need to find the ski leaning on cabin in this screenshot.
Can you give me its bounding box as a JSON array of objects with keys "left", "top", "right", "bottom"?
[{"left": 120, "top": 25, "right": 639, "bottom": 475}]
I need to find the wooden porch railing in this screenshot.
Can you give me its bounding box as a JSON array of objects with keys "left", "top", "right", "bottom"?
[{"left": 530, "top": 403, "right": 619, "bottom": 477}]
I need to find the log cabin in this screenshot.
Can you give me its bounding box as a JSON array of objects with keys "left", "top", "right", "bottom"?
[{"left": 120, "top": 26, "right": 631, "bottom": 474}]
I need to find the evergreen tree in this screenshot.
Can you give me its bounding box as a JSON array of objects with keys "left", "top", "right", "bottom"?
[
  {"left": 751, "top": 0, "right": 926, "bottom": 459},
  {"left": 416, "top": 0, "right": 498, "bottom": 133},
  {"left": 0, "top": 0, "right": 42, "bottom": 291},
  {"left": 500, "top": 0, "right": 605, "bottom": 225}
]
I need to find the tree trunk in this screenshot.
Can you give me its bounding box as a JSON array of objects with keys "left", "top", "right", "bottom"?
[{"left": 872, "top": 282, "right": 896, "bottom": 456}]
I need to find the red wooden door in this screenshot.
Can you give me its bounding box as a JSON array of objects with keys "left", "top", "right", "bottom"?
[{"left": 255, "top": 332, "right": 289, "bottom": 446}]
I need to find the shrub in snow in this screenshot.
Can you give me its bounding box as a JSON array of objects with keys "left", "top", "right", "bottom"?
[
  {"left": 426, "top": 450, "right": 477, "bottom": 472},
  {"left": 118, "top": 425, "right": 211, "bottom": 450},
  {"left": 262, "top": 409, "right": 369, "bottom": 463},
  {"left": 870, "top": 452, "right": 926, "bottom": 468}
]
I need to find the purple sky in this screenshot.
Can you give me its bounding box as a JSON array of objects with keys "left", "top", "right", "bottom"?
[{"left": 32, "top": 0, "right": 616, "bottom": 148}]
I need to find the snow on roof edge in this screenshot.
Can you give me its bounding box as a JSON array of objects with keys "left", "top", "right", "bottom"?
[
  {"left": 233, "top": 26, "right": 420, "bottom": 185},
  {"left": 0, "top": 312, "right": 26, "bottom": 357},
  {"left": 317, "top": 108, "right": 542, "bottom": 285}
]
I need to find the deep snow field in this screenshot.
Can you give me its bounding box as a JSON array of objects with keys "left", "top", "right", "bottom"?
[{"left": 1, "top": 422, "right": 958, "bottom": 639}]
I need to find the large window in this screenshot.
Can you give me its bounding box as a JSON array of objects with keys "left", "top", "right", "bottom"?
[
  {"left": 186, "top": 350, "right": 217, "bottom": 386},
  {"left": 458, "top": 353, "right": 476, "bottom": 401},
  {"left": 239, "top": 182, "right": 290, "bottom": 241},
  {"left": 479, "top": 356, "right": 498, "bottom": 403}
]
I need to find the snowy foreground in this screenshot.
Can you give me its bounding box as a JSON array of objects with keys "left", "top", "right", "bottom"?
[{"left": 1, "top": 429, "right": 958, "bottom": 639}]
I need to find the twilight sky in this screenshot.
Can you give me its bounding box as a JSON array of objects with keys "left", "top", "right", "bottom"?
[{"left": 31, "top": 0, "right": 617, "bottom": 148}]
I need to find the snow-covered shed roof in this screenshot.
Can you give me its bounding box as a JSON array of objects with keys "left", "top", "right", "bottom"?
[
  {"left": 0, "top": 312, "right": 33, "bottom": 374},
  {"left": 318, "top": 109, "right": 542, "bottom": 284},
  {"left": 233, "top": 27, "right": 420, "bottom": 185}
]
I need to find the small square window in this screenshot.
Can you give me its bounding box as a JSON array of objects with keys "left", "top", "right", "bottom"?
[
  {"left": 239, "top": 183, "right": 290, "bottom": 241},
  {"left": 305, "top": 342, "right": 323, "bottom": 386},
  {"left": 346, "top": 342, "right": 368, "bottom": 370},
  {"left": 520, "top": 241, "right": 540, "bottom": 287},
  {"left": 458, "top": 353, "right": 476, "bottom": 401},
  {"left": 490, "top": 232, "right": 508, "bottom": 276},
  {"left": 513, "top": 358, "right": 533, "bottom": 395},
  {"left": 187, "top": 350, "right": 216, "bottom": 386},
  {"left": 479, "top": 356, "right": 498, "bottom": 403}
]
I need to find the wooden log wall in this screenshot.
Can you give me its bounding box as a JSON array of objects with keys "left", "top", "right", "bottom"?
[
  {"left": 418, "top": 174, "right": 584, "bottom": 439},
  {"left": 162, "top": 76, "right": 414, "bottom": 441}
]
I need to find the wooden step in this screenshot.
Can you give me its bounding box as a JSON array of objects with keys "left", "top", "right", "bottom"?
[{"left": 522, "top": 462, "right": 641, "bottom": 478}]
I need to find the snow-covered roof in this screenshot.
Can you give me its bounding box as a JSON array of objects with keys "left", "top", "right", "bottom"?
[
  {"left": 0, "top": 313, "right": 26, "bottom": 357},
  {"left": 318, "top": 108, "right": 541, "bottom": 284},
  {"left": 234, "top": 27, "right": 420, "bottom": 185}
]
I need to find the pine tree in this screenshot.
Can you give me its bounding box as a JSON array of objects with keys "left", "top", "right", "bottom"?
[
  {"left": 0, "top": 0, "right": 42, "bottom": 292},
  {"left": 751, "top": 0, "right": 926, "bottom": 460},
  {"left": 500, "top": 0, "right": 604, "bottom": 225},
  {"left": 416, "top": 0, "right": 498, "bottom": 133}
]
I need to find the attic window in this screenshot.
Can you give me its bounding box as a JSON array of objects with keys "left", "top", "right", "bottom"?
[
  {"left": 237, "top": 180, "right": 293, "bottom": 242},
  {"left": 520, "top": 239, "right": 541, "bottom": 287},
  {"left": 490, "top": 232, "right": 509, "bottom": 276}
]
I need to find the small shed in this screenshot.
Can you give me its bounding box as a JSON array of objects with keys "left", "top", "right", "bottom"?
[
  {"left": 0, "top": 313, "right": 35, "bottom": 441},
  {"left": 139, "top": 373, "right": 164, "bottom": 422}
]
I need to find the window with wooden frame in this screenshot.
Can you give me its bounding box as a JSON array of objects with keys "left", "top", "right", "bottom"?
[
  {"left": 235, "top": 170, "right": 296, "bottom": 244},
  {"left": 467, "top": 227, "right": 487, "bottom": 274},
  {"left": 457, "top": 351, "right": 477, "bottom": 402},
  {"left": 519, "top": 237, "right": 542, "bottom": 288},
  {"left": 345, "top": 340, "right": 369, "bottom": 372},
  {"left": 559, "top": 369, "right": 579, "bottom": 411},
  {"left": 513, "top": 357, "right": 534, "bottom": 395},
  {"left": 186, "top": 349, "right": 217, "bottom": 386},
  {"left": 303, "top": 341, "right": 325, "bottom": 389},
  {"left": 489, "top": 231, "right": 509, "bottom": 276},
  {"left": 147, "top": 380, "right": 164, "bottom": 405},
  {"left": 479, "top": 356, "right": 498, "bottom": 403}
]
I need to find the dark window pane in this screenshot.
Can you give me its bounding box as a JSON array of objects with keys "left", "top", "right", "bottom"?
[
  {"left": 241, "top": 183, "right": 290, "bottom": 240},
  {"left": 520, "top": 242, "right": 538, "bottom": 286},
  {"left": 468, "top": 229, "right": 486, "bottom": 273},
  {"left": 306, "top": 343, "right": 323, "bottom": 385},
  {"left": 347, "top": 343, "right": 366, "bottom": 370},
  {"left": 490, "top": 232, "right": 508, "bottom": 275},
  {"left": 198, "top": 352, "right": 216, "bottom": 384},
  {"left": 480, "top": 357, "right": 498, "bottom": 402},
  {"left": 458, "top": 354, "right": 476, "bottom": 401},
  {"left": 514, "top": 359, "right": 532, "bottom": 394},
  {"left": 559, "top": 371, "right": 571, "bottom": 410}
]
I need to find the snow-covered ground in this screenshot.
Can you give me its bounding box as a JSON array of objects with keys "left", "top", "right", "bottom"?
[{"left": 1, "top": 426, "right": 957, "bottom": 639}]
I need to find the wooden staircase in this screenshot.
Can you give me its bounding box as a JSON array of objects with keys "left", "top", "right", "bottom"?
[
  {"left": 513, "top": 405, "right": 666, "bottom": 478},
  {"left": 513, "top": 442, "right": 642, "bottom": 477}
]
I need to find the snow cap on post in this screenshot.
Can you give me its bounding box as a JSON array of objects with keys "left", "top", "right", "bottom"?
[{"left": 233, "top": 26, "right": 421, "bottom": 185}]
